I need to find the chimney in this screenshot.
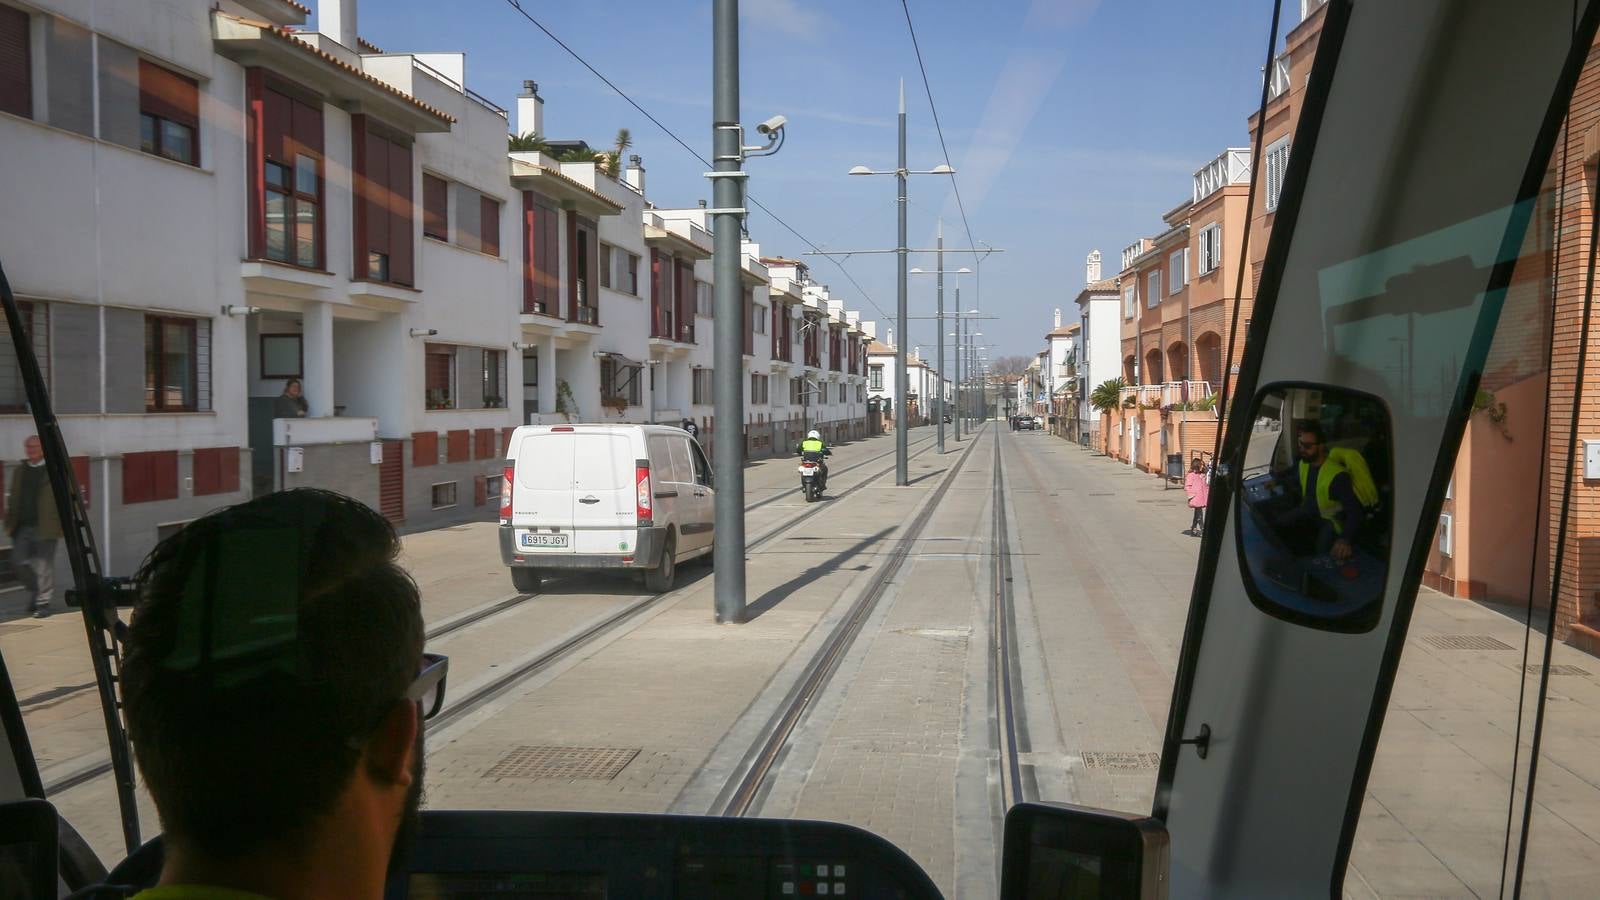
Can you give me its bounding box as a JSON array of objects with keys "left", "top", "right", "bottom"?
[
  {"left": 698, "top": 199, "right": 707, "bottom": 208},
  {"left": 1086, "top": 249, "right": 1102, "bottom": 285},
  {"left": 1054, "top": 308, "right": 1062, "bottom": 329},
  {"left": 887, "top": 327, "right": 895, "bottom": 348},
  {"left": 624, "top": 154, "right": 645, "bottom": 194},
  {"left": 515, "top": 80, "right": 544, "bottom": 141},
  {"left": 318, "top": 0, "right": 358, "bottom": 49}
]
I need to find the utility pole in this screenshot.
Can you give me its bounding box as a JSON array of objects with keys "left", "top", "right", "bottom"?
[
  {"left": 935, "top": 221, "right": 945, "bottom": 454},
  {"left": 953, "top": 287, "right": 962, "bottom": 442},
  {"left": 895, "top": 80, "right": 909, "bottom": 485},
  {"left": 711, "top": 0, "right": 745, "bottom": 623}
]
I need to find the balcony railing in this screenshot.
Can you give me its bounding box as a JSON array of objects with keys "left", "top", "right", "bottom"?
[
  {"left": 1161, "top": 380, "right": 1215, "bottom": 408},
  {"left": 680, "top": 320, "right": 696, "bottom": 344},
  {"left": 575, "top": 305, "right": 597, "bottom": 325},
  {"left": 1265, "top": 52, "right": 1291, "bottom": 100}
]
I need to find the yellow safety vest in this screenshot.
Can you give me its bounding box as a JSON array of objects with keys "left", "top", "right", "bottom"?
[
  {"left": 1299, "top": 457, "right": 1350, "bottom": 534},
  {"left": 801, "top": 438, "right": 825, "bottom": 454}
]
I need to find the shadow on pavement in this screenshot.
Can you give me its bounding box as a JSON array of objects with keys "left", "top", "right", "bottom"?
[{"left": 742, "top": 527, "right": 892, "bottom": 621}]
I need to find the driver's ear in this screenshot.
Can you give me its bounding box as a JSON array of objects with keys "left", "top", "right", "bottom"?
[{"left": 365, "top": 700, "right": 419, "bottom": 788}]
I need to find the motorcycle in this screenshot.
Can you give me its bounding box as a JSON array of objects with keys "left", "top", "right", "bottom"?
[{"left": 798, "top": 449, "right": 831, "bottom": 502}]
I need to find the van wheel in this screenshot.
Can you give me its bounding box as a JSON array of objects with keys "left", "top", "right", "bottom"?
[
  {"left": 645, "top": 534, "right": 676, "bottom": 593},
  {"left": 511, "top": 567, "right": 541, "bottom": 594}
]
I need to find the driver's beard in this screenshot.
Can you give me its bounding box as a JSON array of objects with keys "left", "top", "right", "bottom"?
[{"left": 386, "top": 730, "right": 427, "bottom": 879}]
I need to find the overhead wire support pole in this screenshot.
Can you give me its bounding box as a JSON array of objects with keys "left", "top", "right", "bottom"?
[
  {"left": 897, "top": 79, "right": 909, "bottom": 484},
  {"left": 935, "top": 220, "right": 945, "bottom": 453},
  {"left": 711, "top": 0, "right": 746, "bottom": 623}
]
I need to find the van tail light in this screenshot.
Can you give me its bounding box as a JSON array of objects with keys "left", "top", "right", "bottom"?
[
  {"left": 636, "top": 463, "right": 653, "bottom": 525},
  {"left": 499, "top": 466, "right": 514, "bottom": 522}
]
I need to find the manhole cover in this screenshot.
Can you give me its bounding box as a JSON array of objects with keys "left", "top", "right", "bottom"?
[
  {"left": 1527, "top": 664, "right": 1591, "bottom": 676},
  {"left": 484, "top": 746, "right": 639, "bottom": 781},
  {"left": 1081, "top": 752, "right": 1161, "bottom": 770},
  {"left": 1420, "top": 634, "right": 1515, "bottom": 651}
]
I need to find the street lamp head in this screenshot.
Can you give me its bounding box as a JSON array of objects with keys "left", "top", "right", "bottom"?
[
  {"left": 955, "top": 267, "right": 972, "bottom": 274},
  {"left": 909, "top": 267, "right": 925, "bottom": 274},
  {"left": 848, "top": 165, "right": 876, "bottom": 176},
  {"left": 929, "top": 164, "right": 955, "bottom": 174}
]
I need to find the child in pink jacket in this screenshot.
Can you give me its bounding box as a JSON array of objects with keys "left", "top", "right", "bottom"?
[{"left": 1184, "top": 457, "right": 1209, "bottom": 536}]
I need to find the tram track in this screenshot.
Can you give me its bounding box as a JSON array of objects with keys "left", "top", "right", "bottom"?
[
  {"left": 991, "top": 428, "right": 1031, "bottom": 811},
  {"left": 710, "top": 423, "right": 991, "bottom": 818},
  {"left": 41, "top": 430, "right": 940, "bottom": 798}
]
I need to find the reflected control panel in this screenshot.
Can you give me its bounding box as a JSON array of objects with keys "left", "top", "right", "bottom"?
[{"left": 386, "top": 810, "right": 942, "bottom": 899}]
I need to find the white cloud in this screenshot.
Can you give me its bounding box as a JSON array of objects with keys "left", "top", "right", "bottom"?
[{"left": 746, "top": 0, "right": 827, "bottom": 39}]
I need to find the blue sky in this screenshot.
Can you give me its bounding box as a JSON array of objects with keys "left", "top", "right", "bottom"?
[{"left": 357, "top": 0, "right": 1288, "bottom": 362}]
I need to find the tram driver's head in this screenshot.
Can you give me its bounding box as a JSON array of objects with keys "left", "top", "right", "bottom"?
[{"left": 123, "top": 488, "right": 426, "bottom": 895}]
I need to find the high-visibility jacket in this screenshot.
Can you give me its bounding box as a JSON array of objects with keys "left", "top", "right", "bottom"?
[
  {"left": 1300, "top": 457, "right": 1352, "bottom": 534},
  {"left": 801, "top": 438, "right": 826, "bottom": 454}
]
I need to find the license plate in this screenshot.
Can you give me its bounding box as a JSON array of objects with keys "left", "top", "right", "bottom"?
[{"left": 519, "top": 532, "right": 569, "bottom": 548}]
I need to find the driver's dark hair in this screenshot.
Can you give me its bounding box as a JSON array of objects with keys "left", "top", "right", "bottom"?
[
  {"left": 1296, "top": 420, "right": 1327, "bottom": 443},
  {"left": 122, "top": 489, "right": 423, "bottom": 858}
]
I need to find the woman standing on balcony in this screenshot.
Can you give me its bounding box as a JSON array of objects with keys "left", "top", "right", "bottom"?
[
  {"left": 274, "top": 378, "right": 309, "bottom": 419},
  {"left": 1184, "top": 456, "right": 1209, "bottom": 536}
]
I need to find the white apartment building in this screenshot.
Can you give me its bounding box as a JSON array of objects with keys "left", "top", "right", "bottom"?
[
  {"left": 1074, "top": 252, "right": 1121, "bottom": 447},
  {"left": 0, "top": 0, "right": 872, "bottom": 589}
]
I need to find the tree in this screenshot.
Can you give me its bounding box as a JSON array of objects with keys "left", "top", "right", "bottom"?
[
  {"left": 988, "top": 355, "right": 1034, "bottom": 377},
  {"left": 1089, "top": 377, "right": 1126, "bottom": 414},
  {"left": 508, "top": 131, "right": 548, "bottom": 152},
  {"left": 605, "top": 128, "right": 633, "bottom": 179}
]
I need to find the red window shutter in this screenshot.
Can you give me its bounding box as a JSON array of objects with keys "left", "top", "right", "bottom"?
[
  {"left": 447, "top": 430, "right": 469, "bottom": 463},
  {"left": 219, "top": 447, "right": 240, "bottom": 494},
  {"left": 474, "top": 428, "right": 495, "bottom": 460},
  {"left": 193, "top": 448, "right": 219, "bottom": 496},
  {"left": 480, "top": 195, "right": 499, "bottom": 257},
  {"left": 412, "top": 432, "right": 439, "bottom": 467},
  {"left": 474, "top": 475, "right": 487, "bottom": 507},
  {"left": 676, "top": 262, "right": 694, "bottom": 337},
  {"left": 292, "top": 95, "right": 323, "bottom": 155},
  {"left": 649, "top": 251, "right": 664, "bottom": 337},
  {"left": 153, "top": 452, "right": 179, "bottom": 501},
  {"left": 70, "top": 456, "right": 90, "bottom": 507},
  {"left": 423, "top": 173, "right": 448, "bottom": 240},
  {"left": 263, "top": 86, "right": 293, "bottom": 166},
  {"left": 389, "top": 138, "right": 414, "bottom": 285},
  {"left": 502, "top": 426, "right": 517, "bottom": 452},
  {"left": 361, "top": 124, "right": 389, "bottom": 276},
  {"left": 544, "top": 208, "right": 560, "bottom": 310},
  {"left": 139, "top": 59, "right": 199, "bottom": 130},
  {"left": 0, "top": 5, "right": 33, "bottom": 119},
  {"left": 123, "top": 454, "right": 151, "bottom": 505},
  {"left": 0, "top": 461, "right": 6, "bottom": 518}
]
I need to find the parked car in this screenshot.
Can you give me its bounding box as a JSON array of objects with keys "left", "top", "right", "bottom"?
[{"left": 499, "top": 424, "right": 715, "bottom": 594}]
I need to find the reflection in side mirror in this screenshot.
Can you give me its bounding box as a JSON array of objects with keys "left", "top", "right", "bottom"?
[
  {"left": 0, "top": 798, "right": 61, "bottom": 900},
  {"left": 1234, "top": 384, "right": 1393, "bottom": 632},
  {"left": 1000, "top": 802, "right": 1169, "bottom": 899}
]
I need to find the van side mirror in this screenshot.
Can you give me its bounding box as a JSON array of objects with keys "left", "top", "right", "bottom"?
[
  {"left": 0, "top": 799, "right": 62, "bottom": 900},
  {"left": 1000, "top": 802, "right": 1169, "bottom": 899}
]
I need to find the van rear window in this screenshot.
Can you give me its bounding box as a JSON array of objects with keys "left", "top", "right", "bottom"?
[{"left": 571, "top": 434, "right": 629, "bottom": 490}]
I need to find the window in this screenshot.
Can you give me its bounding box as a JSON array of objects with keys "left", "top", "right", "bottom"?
[
  {"left": 839, "top": 383, "right": 848, "bottom": 403},
  {"left": 145, "top": 316, "right": 202, "bottom": 412},
  {"left": 753, "top": 304, "right": 768, "bottom": 334},
  {"left": 692, "top": 368, "right": 713, "bottom": 405},
  {"left": 252, "top": 78, "right": 323, "bottom": 269},
  {"left": 480, "top": 194, "right": 500, "bottom": 257},
  {"left": 626, "top": 253, "right": 640, "bottom": 295},
  {"left": 259, "top": 333, "right": 302, "bottom": 378},
  {"left": 869, "top": 364, "right": 883, "bottom": 391},
  {"left": 139, "top": 59, "right": 199, "bottom": 165},
  {"left": 601, "top": 357, "right": 640, "bottom": 406},
  {"left": 423, "top": 173, "right": 448, "bottom": 240},
  {"left": 482, "top": 349, "right": 506, "bottom": 408},
  {"left": 750, "top": 373, "right": 769, "bottom": 405},
  {"left": 524, "top": 195, "right": 559, "bottom": 314},
  {"left": 1169, "top": 249, "right": 1187, "bottom": 293},
  {"left": 858, "top": 385, "right": 865, "bottom": 402},
  {"left": 522, "top": 347, "right": 538, "bottom": 413},
  {"left": 1146, "top": 271, "right": 1161, "bottom": 308},
  {"left": 600, "top": 244, "right": 613, "bottom": 289},
  {"left": 425, "top": 343, "right": 455, "bottom": 409},
  {"left": 1197, "top": 222, "right": 1222, "bottom": 275},
  {"left": 696, "top": 281, "right": 713, "bottom": 317},
  {"left": 1264, "top": 136, "right": 1291, "bottom": 211},
  {"left": 354, "top": 118, "right": 414, "bottom": 285},
  {"left": 0, "top": 301, "right": 48, "bottom": 414},
  {"left": 430, "top": 482, "right": 458, "bottom": 509},
  {"left": 1123, "top": 285, "right": 1136, "bottom": 319},
  {"left": 0, "top": 5, "right": 30, "bottom": 119}
]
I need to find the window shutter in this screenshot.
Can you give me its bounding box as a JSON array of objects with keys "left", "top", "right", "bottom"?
[
  {"left": 0, "top": 5, "right": 31, "bottom": 119},
  {"left": 412, "top": 431, "right": 439, "bottom": 467},
  {"left": 447, "top": 430, "right": 469, "bottom": 463},
  {"left": 423, "top": 173, "right": 448, "bottom": 240},
  {"left": 70, "top": 456, "right": 91, "bottom": 507},
  {"left": 474, "top": 428, "right": 495, "bottom": 460},
  {"left": 389, "top": 138, "right": 414, "bottom": 285},
  {"left": 481, "top": 195, "right": 499, "bottom": 257},
  {"left": 193, "top": 447, "right": 219, "bottom": 495},
  {"left": 139, "top": 59, "right": 199, "bottom": 130}
]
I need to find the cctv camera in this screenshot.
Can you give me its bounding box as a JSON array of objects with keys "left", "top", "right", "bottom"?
[{"left": 756, "top": 115, "right": 787, "bottom": 136}]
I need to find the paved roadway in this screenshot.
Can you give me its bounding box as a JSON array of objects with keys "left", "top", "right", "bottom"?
[{"left": 7, "top": 424, "right": 1600, "bottom": 897}]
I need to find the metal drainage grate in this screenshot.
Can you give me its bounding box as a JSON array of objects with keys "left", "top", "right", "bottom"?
[
  {"left": 1420, "top": 634, "right": 1515, "bottom": 651},
  {"left": 1527, "top": 664, "right": 1591, "bottom": 676},
  {"left": 484, "top": 746, "right": 640, "bottom": 781},
  {"left": 1081, "top": 752, "right": 1161, "bottom": 771}
]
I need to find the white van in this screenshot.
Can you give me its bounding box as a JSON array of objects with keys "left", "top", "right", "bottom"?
[{"left": 498, "top": 424, "right": 715, "bottom": 593}]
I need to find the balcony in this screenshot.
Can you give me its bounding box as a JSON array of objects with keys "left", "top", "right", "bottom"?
[
  {"left": 1193, "top": 148, "right": 1252, "bottom": 204},
  {"left": 1265, "top": 52, "right": 1291, "bottom": 101},
  {"left": 273, "top": 415, "right": 379, "bottom": 447}
]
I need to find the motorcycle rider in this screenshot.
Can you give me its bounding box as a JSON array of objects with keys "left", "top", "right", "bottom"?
[{"left": 798, "top": 429, "right": 830, "bottom": 493}]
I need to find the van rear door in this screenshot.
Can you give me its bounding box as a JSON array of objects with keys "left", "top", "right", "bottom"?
[
  {"left": 571, "top": 432, "right": 638, "bottom": 556},
  {"left": 511, "top": 431, "right": 577, "bottom": 555}
]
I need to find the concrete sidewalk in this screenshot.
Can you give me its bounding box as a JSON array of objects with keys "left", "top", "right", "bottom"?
[{"left": 1021, "top": 432, "right": 1600, "bottom": 898}]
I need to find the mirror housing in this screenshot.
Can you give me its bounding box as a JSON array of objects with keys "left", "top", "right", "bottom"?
[
  {"left": 0, "top": 799, "right": 62, "bottom": 900},
  {"left": 1000, "top": 801, "right": 1169, "bottom": 899}
]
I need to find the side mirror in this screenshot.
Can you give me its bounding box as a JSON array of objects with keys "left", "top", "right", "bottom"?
[
  {"left": 0, "top": 799, "right": 62, "bottom": 900},
  {"left": 1000, "top": 801, "right": 1169, "bottom": 899}
]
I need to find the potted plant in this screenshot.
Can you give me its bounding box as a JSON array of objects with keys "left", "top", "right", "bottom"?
[
  {"left": 600, "top": 395, "right": 629, "bottom": 413},
  {"left": 554, "top": 380, "right": 576, "bottom": 421},
  {"left": 426, "top": 388, "right": 450, "bottom": 410}
]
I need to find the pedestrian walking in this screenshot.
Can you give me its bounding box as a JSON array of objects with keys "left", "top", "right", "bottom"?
[
  {"left": 6, "top": 436, "right": 62, "bottom": 618},
  {"left": 1184, "top": 456, "right": 1209, "bottom": 536}
]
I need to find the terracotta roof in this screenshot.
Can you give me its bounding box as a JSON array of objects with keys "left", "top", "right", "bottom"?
[
  {"left": 510, "top": 159, "right": 625, "bottom": 212},
  {"left": 866, "top": 341, "right": 895, "bottom": 354},
  {"left": 220, "top": 13, "right": 455, "bottom": 125},
  {"left": 1046, "top": 323, "right": 1080, "bottom": 337},
  {"left": 357, "top": 36, "right": 384, "bottom": 53},
  {"left": 271, "top": 0, "right": 312, "bottom": 13}
]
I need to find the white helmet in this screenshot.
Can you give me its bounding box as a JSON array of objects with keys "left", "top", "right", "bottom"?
[{"left": 808, "top": 430, "right": 821, "bottom": 440}]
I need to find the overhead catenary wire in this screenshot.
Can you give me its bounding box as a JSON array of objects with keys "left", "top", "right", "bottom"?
[
  {"left": 499, "top": 0, "right": 897, "bottom": 327},
  {"left": 899, "top": 0, "right": 983, "bottom": 277}
]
